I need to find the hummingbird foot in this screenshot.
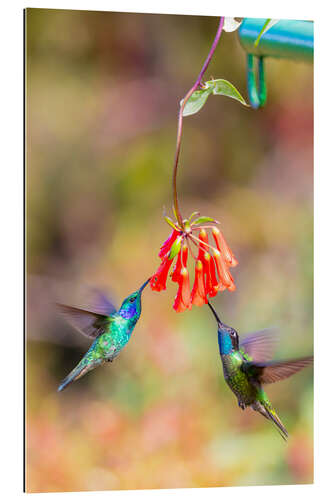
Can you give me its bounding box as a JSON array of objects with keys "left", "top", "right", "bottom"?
[{"left": 238, "top": 400, "right": 246, "bottom": 410}]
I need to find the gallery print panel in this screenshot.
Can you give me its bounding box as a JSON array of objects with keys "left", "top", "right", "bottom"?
[{"left": 25, "top": 8, "right": 313, "bottom": 493}]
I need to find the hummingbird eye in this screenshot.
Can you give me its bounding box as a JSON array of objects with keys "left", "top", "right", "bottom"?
[{"left": 129, "top": 296, "right": 136, "bottom": 303}]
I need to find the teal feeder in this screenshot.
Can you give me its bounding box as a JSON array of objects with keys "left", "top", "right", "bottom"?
[{"left": 238, "top": 19, "right": 314, "bottom": 108}]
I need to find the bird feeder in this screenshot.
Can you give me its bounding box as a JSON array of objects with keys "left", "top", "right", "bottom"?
[{"left": 238, "top": 19, "right": 314, "bottom": 108}]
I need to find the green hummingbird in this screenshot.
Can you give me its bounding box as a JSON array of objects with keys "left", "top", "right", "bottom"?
[
  {"left": 208, "top": 302, "right": 313, "bottom": 440},
  {"left": 57, "top": 278, "right": 150, "bottom": 392}
]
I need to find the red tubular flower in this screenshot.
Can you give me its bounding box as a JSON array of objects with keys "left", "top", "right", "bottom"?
[
  {"left": 191, "top": 260, "right": 207, "bottom": 306},
  {"left": 173, "top": 267, "right": 192, "bottom": 312},
  {"left": 181, "top": 268, "right": 191, "bottom": 307},
  {"left": 151, "top": 211, "right": 238, "bottom": 311},
  {"left": 212, "top": 227, "right": 238, "bottom": 267},
  {"left": 198, "top": 229, "right": 208, "bottom": 260},
  {"left": 209, "top": 255, "right": 224, "bottom": 295},
  {"left": 150, "top": 256, "right": 174, "bottom": 291},
  {"left": 158, "top": 229, "right": 180, "bottom": 259},
  {"left": 173, "top": 290, "right": 187, "bottom": 312},
  {"left": 172, "top": 244, "right": 188, "bottom": 283},
  {"left": 202, "top": 252, "right": 217, "bottom": 298},
  {"left": 212, "top": 249, "right": 235, "bottom": 290},
  {"left": 172, "top": 251, "right": 182, "bottom": 283}
]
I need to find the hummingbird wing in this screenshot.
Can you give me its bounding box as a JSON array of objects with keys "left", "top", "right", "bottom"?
[
  {"left": 243, "top": 356, "right": 313, "bottom": 384},
  {"left": 83, "top": 288, "right": 117, "bottom": 315},
  {"left": 57, "top": 304, "right": 112, "bottom": 339},
  {"left": 239, "top": 328, "right": 278, "bottom": 362}
]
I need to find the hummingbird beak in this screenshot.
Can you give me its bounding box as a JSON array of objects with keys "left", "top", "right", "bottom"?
[
  {"left": 207, "top": 301, "right": 229, "bottom": 328},
  {"left": 207, "top": 301, "right": 222, "bottom": 325},
  {"left": 139, "top": 277, "right": 150, "bottom": 293}
]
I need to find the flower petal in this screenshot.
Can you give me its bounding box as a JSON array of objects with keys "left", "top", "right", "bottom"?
[
  {"left": 212, "top": 249, "right": 234, "bottom": 288},
  {"left": 173, "top": 289, "right": 187, "bottom": 312},
  {"left": 212, "top": 227, "right": 238, "bottom": 267},
  {"left": 191, "top": 260, "right": 207, "bottom": 306},
  {"left": 208, "top": 254, "right": 220, "bottom": 297},
  {"left": 198, "top": 229, "right": 209, "bottom": 260},
  {"left": 173, "top": 266, "right": 192, "bottom": 312},
  {"left": 202, "top": 252, "right": 216, "bottom": 298},
  {"left": 158, "top": 229, "right": 180, "bottom": 259},
  {"left": 150, "top": 257, "right": 174, "bottom": 291},
  {"left": 181, "top": 268, "right": 192, "bottom": 308},
  {"left": 171, "top": 244, "right": 188, "bottom": 283}
]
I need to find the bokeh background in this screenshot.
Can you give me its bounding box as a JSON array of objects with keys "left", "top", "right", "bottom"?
[{"left": 26, "top": 9, "right": 313, "bottom": 493}]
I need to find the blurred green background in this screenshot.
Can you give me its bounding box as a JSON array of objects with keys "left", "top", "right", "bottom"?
[{"left": 26, "top": 9, "right": 313, "bottom": 493}]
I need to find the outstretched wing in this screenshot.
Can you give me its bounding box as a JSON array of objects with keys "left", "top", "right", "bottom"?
[
  {"left": 243, "top": 356, "right": 313, "bottom": 384},
  {"left": 240, "top": 328, "right": 278, "bottom": 362},
  {"left": 57, "top": 304, "right": 112, "bottom": 339},
  {"left": 84, "top": 288, "right": 117, "bottom": 315}
]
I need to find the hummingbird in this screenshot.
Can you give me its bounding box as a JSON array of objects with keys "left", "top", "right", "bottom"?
[
  {"left": 57, "top": 278, "right": 150, "bottom": 392},
  {"left": 208, "top": 302, "right": 313, "bottom": 440}
]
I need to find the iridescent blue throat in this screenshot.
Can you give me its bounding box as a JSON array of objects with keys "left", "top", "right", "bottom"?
[
  {"left": 218, "top": 330, "right": 233, "bottom": 355},
  {"left": 119, "top": 304, "right": 138, "bottom": 320}
]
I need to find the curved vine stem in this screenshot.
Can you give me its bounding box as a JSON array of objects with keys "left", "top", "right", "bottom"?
[{"left": 172, "top": 16, "right": 225, "bottom": 229}]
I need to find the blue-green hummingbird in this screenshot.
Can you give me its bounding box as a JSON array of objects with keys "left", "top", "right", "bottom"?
[
  {"left": 57, "top": 278, "right": 150, "bottom": 392},
  {"left": 208, "top": 302, "right": 313, "bottom": 440}
]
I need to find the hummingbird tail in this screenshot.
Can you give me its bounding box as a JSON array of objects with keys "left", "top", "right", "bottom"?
[
  {"left": 253, "top": 401, "right": 288, "bottom": 441},
  {"left": 57, "top": 358, "right": 101, "bottom": 392}
]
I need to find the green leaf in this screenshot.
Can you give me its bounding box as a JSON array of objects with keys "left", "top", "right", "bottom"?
[
  {"left": 182, "top": 88, "right": 213, "bottom": 117},
  {"left": 168, "top": 236, "right": 182, "bottom": 260},
  {"left": 192, "top": 216, "right": 217, "bottom": 226},
  {"left": 172, "top": 205, "right": 179, "bottom": 221},
  {"left": 182, "top": 78, "right": 247, "bottom": 117},
  {"left": 164, "top": 216, "right": 179, "bottom": 231},
  {"left": 206, "top": 79, "right": 248, "bottom": 106},
  {"left": 254, "top": 19, "right": 279, "bottom": 47},
  {"left": 189, "top": 211, "right": 200, "bottom": 221}
]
